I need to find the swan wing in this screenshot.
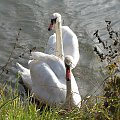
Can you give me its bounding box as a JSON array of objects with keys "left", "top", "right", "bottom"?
[
  {"left": 29, "top": 59, "right": 66, "bottom": 105},
  {"left": 30, "top": 52, "right": 66, "bottom": 83},
  {"left": 45, "top": 33, "right": 56, "bottom": 55},
  {"left": 62, "top": 26, "right": 80, "bottom": 68}
]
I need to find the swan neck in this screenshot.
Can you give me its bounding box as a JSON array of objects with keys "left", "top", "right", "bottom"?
[
  {"left": 66, "top": 66, "right": 72, "bottom": 93},
  {"left": 55, "top": 21, "right": 64, "bottom": 60},
  {"left": 64, "top": 66, "right": 73, "bottom": 109},
  {"left": 66, "top": 72, "right": 72, "bottom": 99}
]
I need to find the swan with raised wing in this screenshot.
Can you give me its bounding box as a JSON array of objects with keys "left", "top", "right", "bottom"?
[
  {"left": 45, "top": 13, "right": 80, "bottom": 68},
  {"left": 16, "top": 52, "right": 81, "bottom": 108}
]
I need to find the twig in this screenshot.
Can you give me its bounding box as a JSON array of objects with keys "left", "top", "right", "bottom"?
[{"left": 0, "top": 28, "right": 22, "bottom": 77}]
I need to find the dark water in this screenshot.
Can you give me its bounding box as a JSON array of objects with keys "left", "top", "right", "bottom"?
[{"left": 0, "top": 0, "right": 120, "bottom": 97}]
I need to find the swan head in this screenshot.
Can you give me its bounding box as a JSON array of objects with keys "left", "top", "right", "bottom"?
[
  {"left": 64, "top": 56, "right": 73, "bottom": 67},
  {"left": 64, "top": 56, "right": 73, "bottom": 81},
  {"left": 48, "top": 13, "right": 62, "bottom": 31},
  {"left": 64, "top": 55, "right": 75, "bottom": 69}
]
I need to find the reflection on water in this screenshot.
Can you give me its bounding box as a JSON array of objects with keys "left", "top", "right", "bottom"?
[{"left": 0, "top": 0, "right": 120, "bottom": 97}]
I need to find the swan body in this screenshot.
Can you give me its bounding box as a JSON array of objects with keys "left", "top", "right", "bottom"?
[
  {"left": 46, "top": 13, "right": 80, "bottom": 68},
  {"left": 16, "top": 52, "right": 81, "bottom": 107}
]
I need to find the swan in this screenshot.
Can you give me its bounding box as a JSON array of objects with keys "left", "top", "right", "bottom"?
[
  {"left": 45, "top": 13, "right": 80, "bottom": 68},
  {"left": 16, "top": 52, "right": 81, "bottom": 108}
]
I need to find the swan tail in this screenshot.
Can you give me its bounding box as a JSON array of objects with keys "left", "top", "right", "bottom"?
[
  {"left": 16, "top": 63, "right": 28, "bottom": 73},
  {"left": 16, "top": 62, "right": 32, "bottom": 90}
]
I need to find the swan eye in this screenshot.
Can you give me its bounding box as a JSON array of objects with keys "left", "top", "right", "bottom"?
[{"left": 51, "top": 18, "right": 57, "bottom": 25}]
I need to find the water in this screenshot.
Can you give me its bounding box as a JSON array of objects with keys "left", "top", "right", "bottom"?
[{"left": 0, "top": 0, "right": 120, "bottom": 97}]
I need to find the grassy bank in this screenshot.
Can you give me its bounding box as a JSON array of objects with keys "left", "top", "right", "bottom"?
[
  {"left": 0, "top": 84, "right": 60, "bottom": 120},
  {"left": 0, "top": 76, "right": 120, "bottom": 120}
]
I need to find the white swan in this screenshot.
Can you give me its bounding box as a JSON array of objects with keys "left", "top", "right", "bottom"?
[
  {"left": 45, "top": 13, "right": 80, "bottom": 68},
  {"left": 16, "top": 52, "right": 81, "bottom": 108}
]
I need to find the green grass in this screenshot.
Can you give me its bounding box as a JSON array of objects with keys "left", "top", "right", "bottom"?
[
  {"left": 0, "top": 85, "right": 60, "bottom": 120},
  {"left": 0, "top": 76, "right": 120, "bottom": 120}
]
